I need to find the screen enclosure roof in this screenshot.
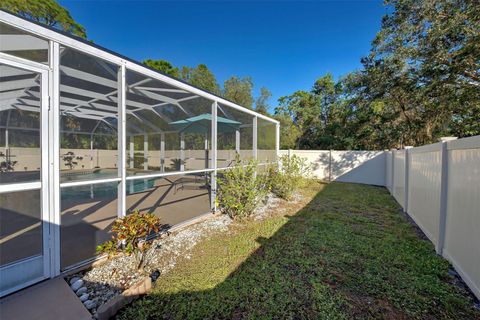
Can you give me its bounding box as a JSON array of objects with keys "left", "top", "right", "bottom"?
[{"left": 0, "top": 9, "right": 278, "bottom": 137}]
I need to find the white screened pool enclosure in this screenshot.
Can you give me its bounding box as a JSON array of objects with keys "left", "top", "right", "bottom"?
[{"left": 0, "top": 10, "right": 279, "bottom": 297}]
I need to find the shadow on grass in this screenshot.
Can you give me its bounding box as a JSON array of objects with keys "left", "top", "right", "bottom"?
[{"left": 118, "top": 182, "right": 480, "bottom": 320}]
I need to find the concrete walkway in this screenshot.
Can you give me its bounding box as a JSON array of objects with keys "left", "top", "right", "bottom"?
[{"left": 0, "top": 278, "right": 91, "bottom": 320}]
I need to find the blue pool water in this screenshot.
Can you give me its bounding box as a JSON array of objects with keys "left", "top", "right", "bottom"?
[{"left": 60, "top": 169, "right": 155, "bottom": 199}]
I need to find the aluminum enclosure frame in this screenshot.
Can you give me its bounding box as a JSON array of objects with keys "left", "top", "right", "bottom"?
[{"left": 0, "top": 10, "right": 279, "bottom": 296}]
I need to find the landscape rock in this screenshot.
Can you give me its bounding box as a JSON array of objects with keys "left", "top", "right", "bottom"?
[
  {"left": 69, "top": 277, "right": 81, "bottom": 285},
  {"left": 71, "top": 279, "right": 84, "bottom": 291},
  {"left": 448, "top": 269, "right": 459, "bottom": 277},
  {"left": 254, "top": 193, "right": 282, "bottom": 220},
  {"left": 79, "top": 293, "right": 89, "bottom": 302},
  {"left": 150, "top": 270, "right": 160, "bottom": 282},
  {"left": 76, "top": 286, "right": 88, "bottom": 296},
  {"left": 83, "top": 299, "right": 97, "bottom": 310}
]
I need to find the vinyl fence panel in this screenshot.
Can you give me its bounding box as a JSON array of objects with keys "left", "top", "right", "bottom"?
[
  {"left": 385, "top": 135, "right": 480, "bottom": 300},
  {"left": 280, "top": 150, "right": 331, "bottom": 180},
  {"left": 280, "top": 150, "right": 385, "bottom": 185},
  {"left": 332, "top": 151, "right": 385, "bottom": 186},
  {"left": 392, "top": 150, "right": 406, "bottom": 209},
  {"left": 442, "top": 137, "right": 480, "bottom": 299},
  {"left": 386, "top": 151, "right": 393, "bottom": 192},
  {"left": 407, "top": 143, "right": 442, "bottom": 245}
]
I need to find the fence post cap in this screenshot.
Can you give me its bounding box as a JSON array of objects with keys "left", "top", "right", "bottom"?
[{"left": 439, "top": 137, "right": 457, "bottom": 142}]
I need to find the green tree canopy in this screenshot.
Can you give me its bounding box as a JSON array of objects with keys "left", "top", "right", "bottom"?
[
  {"left": 1, "top": 0, "right": 87, "bottom": 38},
  {"left": 255, "top": 87, "right": 272, "bottom": 115},
  {"left": 276, "top": 74, "right": 354, "bottom": 149},
  {"left": 276, "top": 0, "right": 479, "bottom": 150},
  {"left": 349, "top": 0, "right": 480, "bottom": 147},
  {"left": 223, "top": 76, "right": 254, "bottom": 109},
  {"left": 143, "top": 59, "right": 180, "bottom": 78},
  {"left": 180, "top": 64, "right": 221, "bottom": 95}
]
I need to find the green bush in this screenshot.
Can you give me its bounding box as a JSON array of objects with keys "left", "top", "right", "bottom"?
[
  {"left": 217, "top": 158, "right": 270, "bottom": 219},
  {"left": 268, "top": 155, "right": 310, "bottom": 200},
  {"left": 96, "top": 211, "right": 163, "bottom": 270}
]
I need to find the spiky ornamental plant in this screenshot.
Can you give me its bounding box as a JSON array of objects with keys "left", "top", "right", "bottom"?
[{"left": 97, "top": 211, "right": 163, "bottom": 270}]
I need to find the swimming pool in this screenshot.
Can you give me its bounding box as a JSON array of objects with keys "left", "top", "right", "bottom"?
[
  {"left": 60, "top": 168, "right": 119, "bottom": 184},
  {"left": 60, "top": 169, "right": 156, "bottom": 198}
]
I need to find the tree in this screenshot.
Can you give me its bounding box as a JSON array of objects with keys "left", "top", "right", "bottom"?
[
  {"left": 1, "top": 0, "right": 87, "bottom": 38},
  {"left": 354, "top": 0, "right": 480, "bottom": 147},
  {"left": 255, "top": 87, "right": 272, "bottom": 115},
  {"left": 180, "top": 64, "right": 221, "bottom": 95},
  {"left": 143, "top": 59, "right": 179, "bottom": 78},
  {"left": 277, "top": 0, "right": 479, "bottom": 150},
  {"left": 275, "top": 74, "right": 353, "bottom": 150},
  {"left": 274, "top": 113, "right": 301, "bottom": 149},
  {"left": 223, "top": 76, "right": 254, "bottom": 109}
]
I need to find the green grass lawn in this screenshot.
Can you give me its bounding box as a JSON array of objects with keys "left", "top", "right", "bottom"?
[{"left": 118, "top": 181, "right": 479, "bottom": 320}]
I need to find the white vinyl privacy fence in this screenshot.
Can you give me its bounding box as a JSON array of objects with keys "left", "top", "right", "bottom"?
[
  {"left": 283, "top": 135, "right": 480, "bottom": 300},
  {"left": 279, "top": 150, "right": 386, "bottom": 186},
  {"left": 386, "top": 136, "right": 480, "bottom": 300}
]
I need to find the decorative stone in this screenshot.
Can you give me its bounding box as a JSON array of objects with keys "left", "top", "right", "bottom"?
[
  {"left": 79, "top": 293, "right": 89, "bottom": 302},
  {"left": 76, "top": 286, "right": 88, "bottom": 296},
  {"left": 83, "top": 299, "right": 97, "bottom": 310},
  {"left": 150, "top": 270, "right": 160, "bottom": 282},
  {"left": 448, "top": 269, "right": 459, "bottom": 277},
  {"left": 69, "top": 277, "right": 81, "bottom": 285},
  {"left": 96, "top": 277, "right": 152, "bottom": 320},
  {"left": 71, "top": 279, "right": 84, "bottom": 291}
]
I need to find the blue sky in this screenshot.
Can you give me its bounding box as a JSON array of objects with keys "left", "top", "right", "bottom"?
[{"left": 60, "top": 0, "right": 386, "bottom": 112}]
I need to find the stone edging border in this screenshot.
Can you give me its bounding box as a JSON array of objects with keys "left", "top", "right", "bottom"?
[{"left": 95, "top": 276, "right": 152, "bottom": 320}]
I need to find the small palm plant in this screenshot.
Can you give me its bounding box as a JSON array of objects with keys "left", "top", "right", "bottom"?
[{"left": 97, "top": 211, "right": 163, "bottom": 270}]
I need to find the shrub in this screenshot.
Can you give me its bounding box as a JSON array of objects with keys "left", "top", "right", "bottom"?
[
  {"left": 217, "top": 157, "right": 270, "bottom": 219},
  {"left": 269, "top": 154, "right": 310, "bottom": 200},
  {"left": 96, "top": 211, "right": 163, "bottom": 270}
]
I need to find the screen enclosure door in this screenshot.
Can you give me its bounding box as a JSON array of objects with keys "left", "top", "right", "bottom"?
[{"left": 0, "top": 58, "right": 50, "bottom": 297}]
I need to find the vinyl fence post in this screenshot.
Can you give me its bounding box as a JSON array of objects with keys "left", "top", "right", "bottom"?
[
  {"left": 391, "top": 149, "right": 395, "bottom": 195},
  {"left": 404, "top": 147, "right": 413, "bottom": 213},
  {"left": 329, "top": 149, "right": 332, "bottom": 182},
  {"left": 391, "top": 149, "right": 395, "bottom": 194},
  {"left": 437, "top": 141, "right": 449, "bottom": 255}
]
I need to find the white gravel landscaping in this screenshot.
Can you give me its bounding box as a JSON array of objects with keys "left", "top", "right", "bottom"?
[{"left": 66, "top": 214, "right": 232, "bottom": 317}]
